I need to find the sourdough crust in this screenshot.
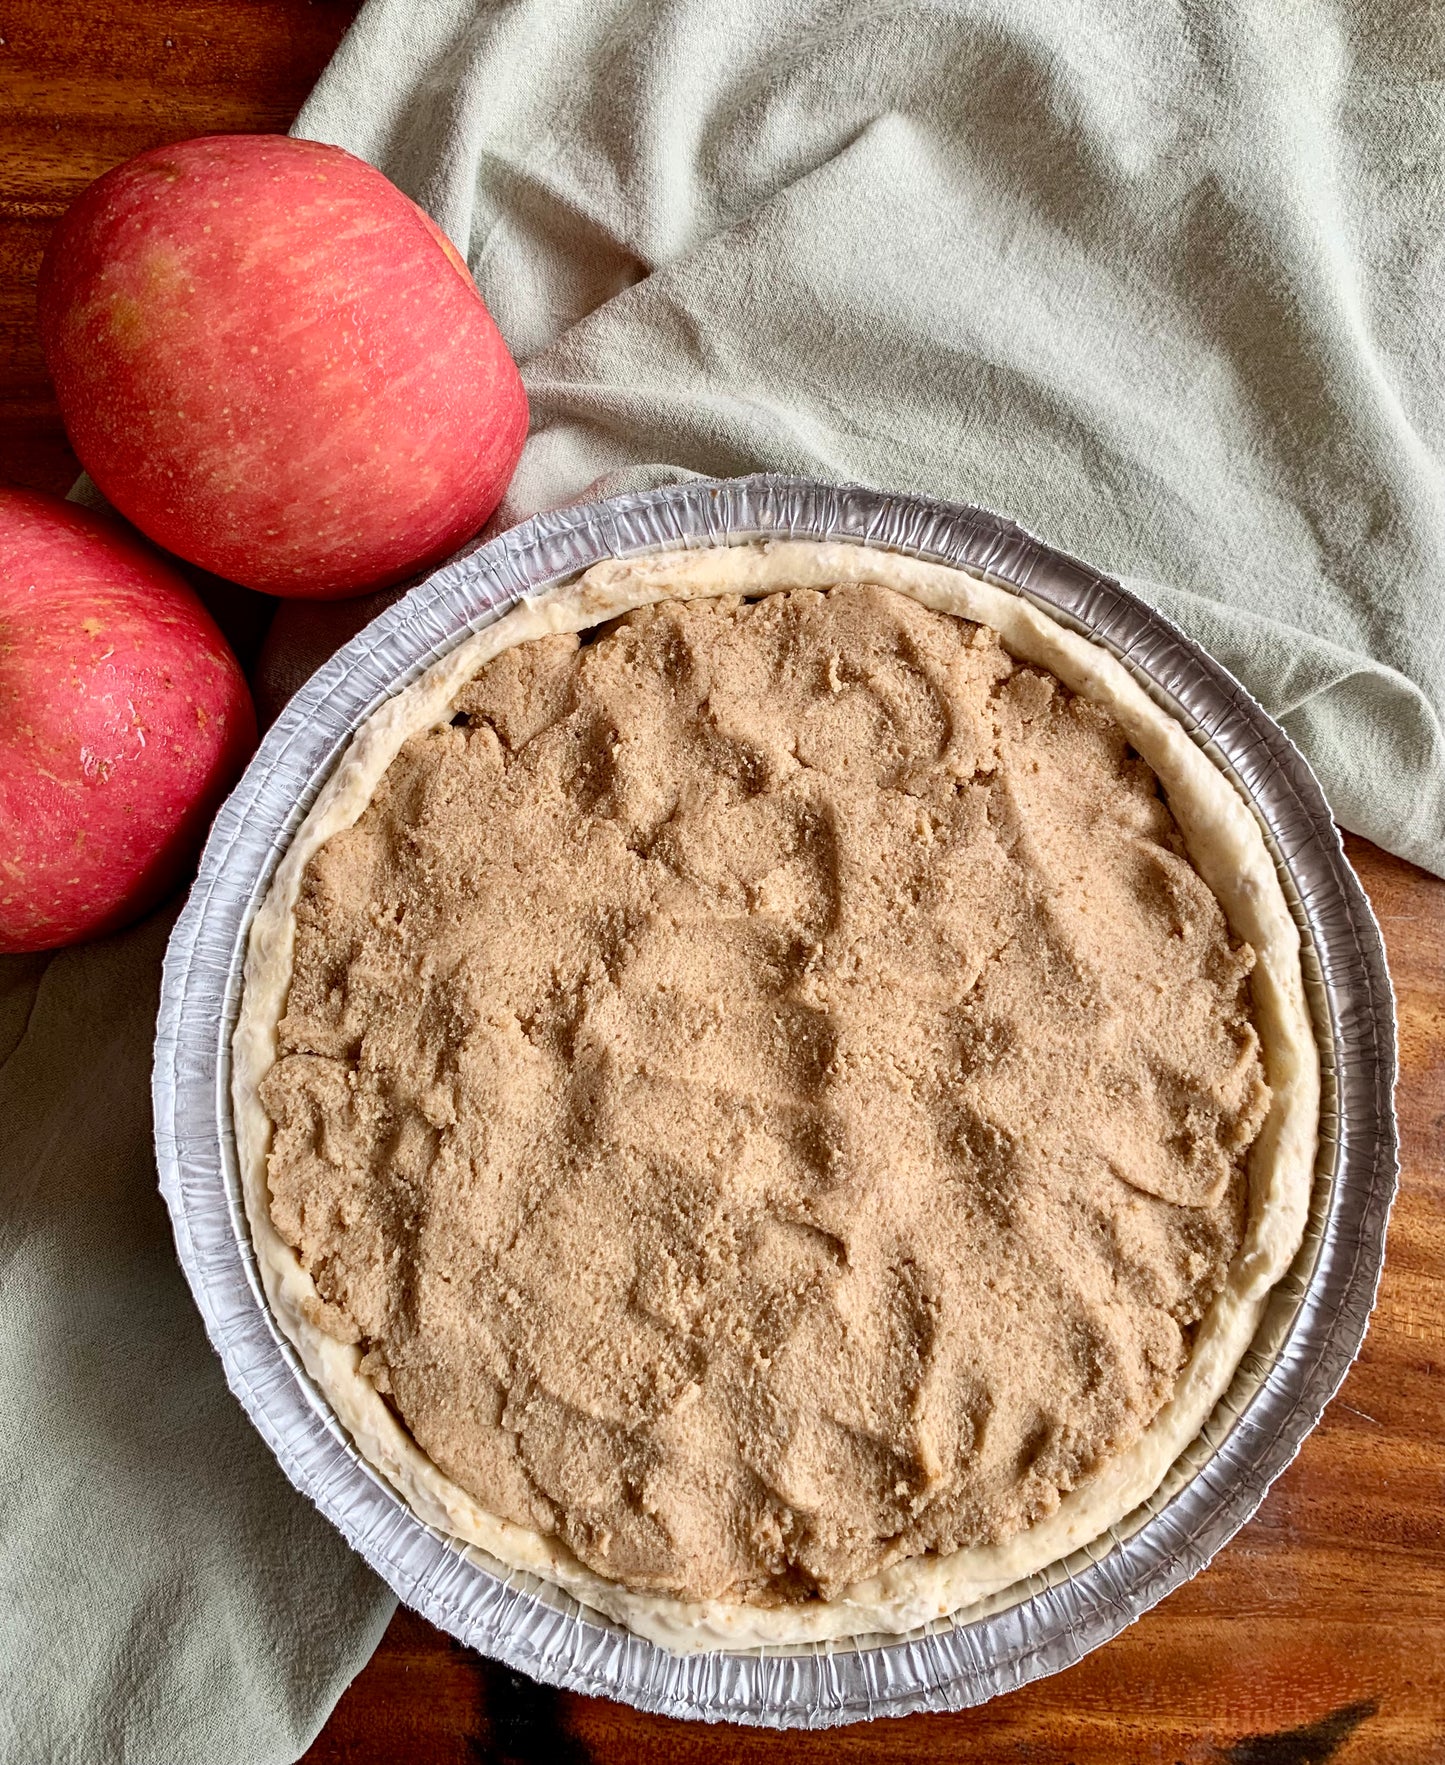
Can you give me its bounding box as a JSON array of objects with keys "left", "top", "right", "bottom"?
[{"left": 232, "top": 540, "right": 1319, "bottom": 1652}]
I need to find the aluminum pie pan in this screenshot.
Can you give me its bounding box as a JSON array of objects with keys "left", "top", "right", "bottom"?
[{"left": 153, "top": 474, "right": 1397, "bottom": 1728}]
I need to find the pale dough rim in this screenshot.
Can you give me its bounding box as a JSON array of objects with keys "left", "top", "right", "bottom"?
[{"left": 231, "top": 540, "right": 1319, "bottom": 1653}]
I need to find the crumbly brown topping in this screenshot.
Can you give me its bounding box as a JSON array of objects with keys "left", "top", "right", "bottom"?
[{"left": 261, "top": 584, "right": 1268, "bottom": 1604}]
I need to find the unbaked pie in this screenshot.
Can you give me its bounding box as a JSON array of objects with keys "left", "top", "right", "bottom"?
[{"left": 233, "top": 541, "right": 1317, "bottom": 1649}]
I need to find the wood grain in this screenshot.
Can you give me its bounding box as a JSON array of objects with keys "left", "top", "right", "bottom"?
[{"left": 3, "top": 7, "right": 1441, "bottom": 1761}]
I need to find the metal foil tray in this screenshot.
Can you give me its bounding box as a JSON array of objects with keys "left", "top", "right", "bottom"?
[{"left": 154, "top": 476, "right": 1397, "bottom": 1727}]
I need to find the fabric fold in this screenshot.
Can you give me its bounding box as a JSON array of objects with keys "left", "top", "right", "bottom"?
[
  {"left": 0, "top": 913, "right": 394, "bottom": 1765},
  {"left": 297, "top": 0, "right": 1445, "bottom": 876}
]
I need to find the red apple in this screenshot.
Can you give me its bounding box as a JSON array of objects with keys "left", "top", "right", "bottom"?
[
  {"left": 37, "top": 134, "right": 528, "bottom": 600},
  {"left": 0, "top": 488, "right": 256, "bottom": 952}
]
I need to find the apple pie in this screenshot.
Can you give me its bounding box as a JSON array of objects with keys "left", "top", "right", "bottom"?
[{"left": 233, "top": 541, "right": 1317, "bottom": 1649}]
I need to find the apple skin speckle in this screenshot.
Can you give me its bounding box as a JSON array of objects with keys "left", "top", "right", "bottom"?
[
  {"left": 38, "top": 134, "right": 528, "bottom": 600},
  {"left": 0, "top": 488, "right": 256, "bottom": 952}
]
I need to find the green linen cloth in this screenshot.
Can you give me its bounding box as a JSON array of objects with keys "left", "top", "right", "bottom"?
[
  {"left": 298, "top": 0, "right": 1445, "bottom": 877},
  {"left": 0, "top": 911, "right": 393, "bottom": 1765}
]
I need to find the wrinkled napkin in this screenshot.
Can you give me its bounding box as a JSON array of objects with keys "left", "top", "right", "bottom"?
[
  {"left": 10, "top": 2, "right": 1445, "bottom": 1762},
  {"left": 301, "top": 0, "right": 1445, "bottom": 878},
  {"left": 0, "top": 912, "right": 391, "bottom": 1765}
]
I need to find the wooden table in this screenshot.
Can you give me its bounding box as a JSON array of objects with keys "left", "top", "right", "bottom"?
[{"left": 4, "top": 6, "right": 1441, "bottom": 1760}]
